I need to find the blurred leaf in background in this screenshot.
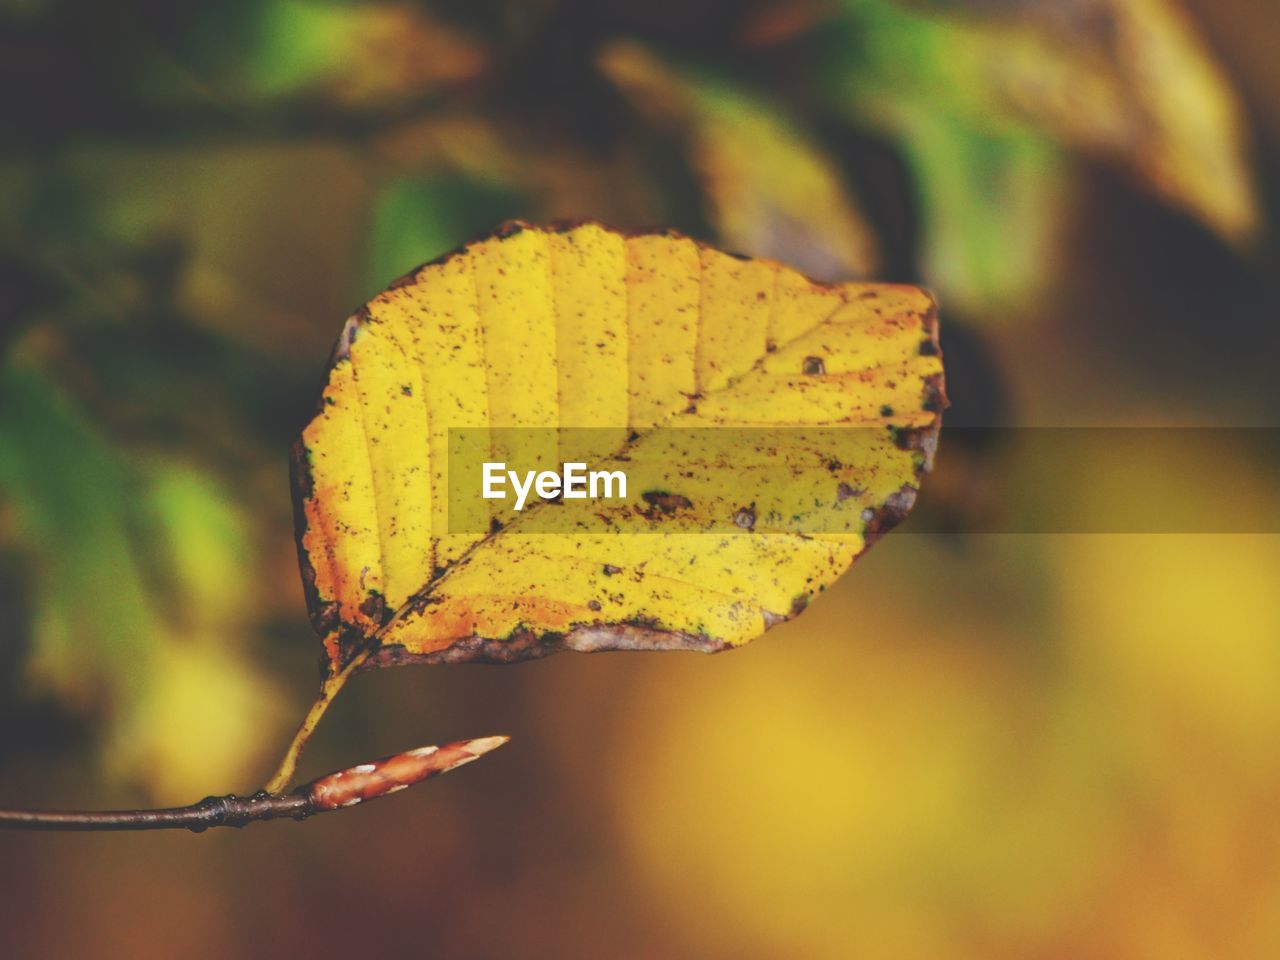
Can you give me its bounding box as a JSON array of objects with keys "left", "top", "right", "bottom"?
[
  {"left": 232, "top": 0, "right": 488, "bottom": 107},
  {"left": 822, "top": 0, "right": 1260, "bottom": 315},
  {"left": 0, "top": 347, "right": 283, "bottom": 799},
  {"left": 600, "top": 40, "right": 881, "bottom": 279},
  {"left": 137, "top": 0, "right": 489, "bottom": 114},
  {"left": 0, "top": 355, "right": 157, "bottom": 709},
  {"left": 363, "top": 174, "right": 523, "bottom": 295}
]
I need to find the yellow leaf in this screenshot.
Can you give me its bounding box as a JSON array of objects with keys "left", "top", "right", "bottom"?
[{"left": 293, "top": 221, "right": 944, "bottom": 683}]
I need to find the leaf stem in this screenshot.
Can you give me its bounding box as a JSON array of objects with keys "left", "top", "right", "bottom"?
[{"left": 262, "top": 645, "right": 373, "bottom": 794}]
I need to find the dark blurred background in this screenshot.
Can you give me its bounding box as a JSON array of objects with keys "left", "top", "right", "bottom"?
[{"left": 1, "top": 1, "right": 1278, "bottom": 957}]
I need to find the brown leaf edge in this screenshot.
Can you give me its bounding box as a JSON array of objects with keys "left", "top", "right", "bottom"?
[{"left": 290, "top": 219, "right": 948, "bottom": 676}]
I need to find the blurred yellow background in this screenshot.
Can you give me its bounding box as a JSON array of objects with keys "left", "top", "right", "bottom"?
[{"left": 1, "top": 1, "right": 1278, "bottom": 957}]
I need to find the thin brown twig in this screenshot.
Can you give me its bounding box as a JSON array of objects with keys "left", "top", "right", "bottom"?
[{"left": 0, "top": 735, "right": 508, "bottom": 833}]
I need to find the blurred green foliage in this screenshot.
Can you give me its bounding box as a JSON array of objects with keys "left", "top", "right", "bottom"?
[
  {"left": 0, "top": 360, "right": 156, "bottom": 704},
  {"left": 363, "top": 175, "right": 521, "bottom": 295}
]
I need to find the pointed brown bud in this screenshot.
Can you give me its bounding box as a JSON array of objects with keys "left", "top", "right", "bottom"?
[{"left": 303, "top": 736, "right": 510, "bottom": 812}]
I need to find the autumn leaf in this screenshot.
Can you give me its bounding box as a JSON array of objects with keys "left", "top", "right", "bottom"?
[
  {"left": 893, "top": 111, "right": 1069, "bottom": 320},
  {"left": 598, "top": 42, "right": 881, "bottom": 280},
  {"left": 970, "top": 0, "right": 1260, "bottom": 245},
  {"left": 833, "top": 0, "right": 1259, "bottom": 246},
  {"left": 214, "top": 0, "right": 488, "bottom": 109},
  {"left": 268, "top": 220, "right": 944, "bottom": 790}
]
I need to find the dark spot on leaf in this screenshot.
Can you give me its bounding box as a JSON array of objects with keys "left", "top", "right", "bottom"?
[
  {"left": 588, "top": 599, "right": 602, "bottom": 612},
  {"left": 923, "top": 372, "right": 947, "bottom": 413},
  {"left": 733, "top": 505, "right": 756, "bottom": 531},
  {"left": 642, "top": 490, "right": 693, "bottom": 514},
  {"left": 336, "top": 625, "right": 370, "bottom": 671},
  {"left": 862, "top": 485, "right": 918, "bottom": 545},
  {"left": 836, "top": 483, "right": 859, "bottom": 501},
  {"left": 880, "top": 405, "right": 894, "bottom": 417},
  {"left": 359, "top": 592, "right": 387, "bottom": 625},
  {"left": 603, "top": 564, "right": 622, "bottom": 577},
  {"left": 802, "top": 356, "right": 825, "bottom": 375},
  {"left": 624, "top": 614, "right": 663, "bottom": 630},
  {"left": 891, "top": 426, "right": 934, "bottom": 453},
  {"left": 330, "top": 307, "right": 373, "bottom": 364},
  {"left": 312, "top": 600, "right": 339, "bottom": 637}
]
